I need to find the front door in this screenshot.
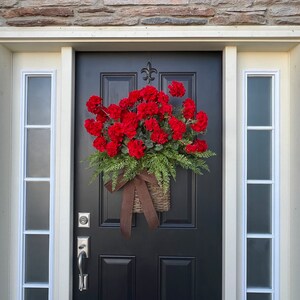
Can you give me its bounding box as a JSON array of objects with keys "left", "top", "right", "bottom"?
[{"left": 74, "top": 52, "right": 222, "bottom": 300}]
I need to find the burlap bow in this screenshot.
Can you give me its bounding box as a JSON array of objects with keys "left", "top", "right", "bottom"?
[{"left": 105, "top": 171, "right": 160, "bottom": 238}]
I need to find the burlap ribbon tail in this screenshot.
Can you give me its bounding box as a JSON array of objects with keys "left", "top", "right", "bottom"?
[{"left": 105, "top": 171, "right": 160, "bottom": 238}]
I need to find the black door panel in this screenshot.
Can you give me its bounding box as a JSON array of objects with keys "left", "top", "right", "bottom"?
[{"left": 74, "top": 52, "right": 222, "bottom": 300}]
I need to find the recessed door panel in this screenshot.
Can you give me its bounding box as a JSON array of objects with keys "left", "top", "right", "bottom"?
[
  {"left": 99, "top": 256, "right": 136, "bottom": 300},
  {"left": 159, "top": 257, "right": 195, "bottom": 300}
]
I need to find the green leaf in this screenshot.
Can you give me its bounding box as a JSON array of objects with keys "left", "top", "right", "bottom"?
[
  {"left": 172, "top": 143, "right": 179, "bottom": 150},
  {"left": 121, "top": 146, "right": 129, "bottom": 154},
  {"left": 145, "top": 140, "right": 154, "bottom": 149},
  {"left": 154, "top": 144, "right": 163, "bottom": 151}
]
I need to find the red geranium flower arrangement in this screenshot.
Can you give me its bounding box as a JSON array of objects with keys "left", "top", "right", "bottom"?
[{"left": 85, "top": 81, "right": 215, "bottom": 192}]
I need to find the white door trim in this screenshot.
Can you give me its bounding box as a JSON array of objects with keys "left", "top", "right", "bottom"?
[
  {"left": 222, "top": 46, "right": 238, "bottom": 300},
  {"left": 53, "top": 46, "right": 238, "bottom": 300},
  {"left": 54, "top": 47, "right": 75, "bottom": 300}
]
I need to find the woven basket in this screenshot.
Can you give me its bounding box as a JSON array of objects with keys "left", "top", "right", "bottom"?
[{"left": 133, "top": 183, "right": 170, "bottom": 213}]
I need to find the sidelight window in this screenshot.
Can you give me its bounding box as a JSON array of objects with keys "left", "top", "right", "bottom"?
[
  {"left": 243, "top": 72, "right": 279, "bottom": 300},
  {"left": 20, "top": 72, "right": 55, "bottom": 300}
]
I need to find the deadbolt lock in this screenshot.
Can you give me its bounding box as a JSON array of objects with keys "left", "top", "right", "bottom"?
[{"left": 78, "top": 212, "right": 90, "bottom": 228}]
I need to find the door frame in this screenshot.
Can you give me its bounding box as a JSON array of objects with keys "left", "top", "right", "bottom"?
[
  {"left": 57, "top": 46, "right": 238, "bottom": 300},
  {"left": 1, "top": 25, "right": 298, "bottom": 300}
]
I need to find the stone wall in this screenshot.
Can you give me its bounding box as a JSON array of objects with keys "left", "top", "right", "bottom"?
[{"left": 0, "top": 0, "right": 300, "bottom": 26}]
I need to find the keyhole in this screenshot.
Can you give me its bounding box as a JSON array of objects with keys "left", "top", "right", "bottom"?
[{"left": 79, "top": 216, "right": 88, "bottom": 225}]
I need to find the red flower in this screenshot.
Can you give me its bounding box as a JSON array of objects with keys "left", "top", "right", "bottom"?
[
  {"left": 151, "top": 129, "right": 169, "bottom": 144},
  {"left": 107, "top": 104, "right": 122, "bottom": 120},
  {"left": 108, "top": 123, "right": 124, "bottom": 143},
  {"left": 121, "top": 112, "right": 138, "bottom": 138},
  {"left": 124, "top": 125, "right": 137, "bottom": 139},
  {"left": 93, "top": 136, "right": 107, "bottom": 152},
  {"left": 137, "top": 102, "right": 159, "bottom": 120},
  {"left": 119, "top": 90, "right": 141, "bottom": 110},
  {"left": 168, "top": 116, "right": 186, "bottom": 140},
  {"left": 144, "top": 118, "right": 160, "bottom": 131},
  {"left": 137, "top": 103, "right": 148, "bottom": 119},
  {"left": 96, "top": 110, "right": 108, "bottom": 123},
  {"left": 128, "top": 90, "right": 141, "bottom": 104},
  {"left": 119, "top": 98, "right": 130, "bottom": 109},
  {"left": 106, "top": 141, "right": 119, "bottom": 157},
  {"left": 140, "top": 85, "right": 158, "bottom": 102},
  {"left": 183, "top": 98, "right": 196, "bottom": 119},
  {"left": 160, "top": 103, "right": 173, "bottom": 116},
  {"left": 168, "top": 81, "right": 186, "bottom": 97},
  {"left": 86, "top": 95, "right": 103, "bottom": 114},
  {"left": 124, "top": 124, "right": 138, "bottom": 139},
  {"left": 196, "top": 139, "right": 208, "bottom": 152},
  {"left": 84, "top": 119, "right": 103, "bottom": 136},
  {"left": 185, "top": 139, "right": 208, "bottom": 153},
  {"left": 127, "top": 139, "right": 145, "bottom": 159},
  {"left": 191, "top": 111, "right": 208, "bottom": 132},
  {"left": 157, "top": 91, "right": 169, "bottom": 104},
  {"left": 121, "top": 111, "right": 138, "bottom": 123}
]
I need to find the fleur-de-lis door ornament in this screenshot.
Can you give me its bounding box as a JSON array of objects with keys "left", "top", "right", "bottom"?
[{"left": 141, "top": 62, "right": 158, "bottom": 84}]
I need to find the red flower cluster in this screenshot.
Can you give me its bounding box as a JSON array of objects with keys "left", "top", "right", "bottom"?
[
  {"left": 151, "top": 129, "right": 168, "bottom": 144},
  {"left": 128, "top": 140, "right": 145, "bottom": 159},
  {"left": 191, "top": 111, "right": 208, "bottom": 132},
  {"left": 168, "top": 116, "right": 186, "bottom": 140},
  {"left": 183, "top": 98, "right": 196, "bottom": 119},
  {"left": 185, "top": 139, "right": 208, "bottom": 153},
  {"left": 84, "top": 80, "right": 210, "bottom": 159},
  {"left": 86, "top": 95, "right": 103, "bottom": 114},
  {"left": 168, "top": 81, "right": 186, "bottom": 97}
]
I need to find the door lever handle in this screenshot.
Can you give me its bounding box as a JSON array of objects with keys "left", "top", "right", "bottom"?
[
  {"left": 77, "top": 250, "right": 87, "bottom": 291},
  {"left": 77, "top": 236, "right": 89, "bottom": 291}
]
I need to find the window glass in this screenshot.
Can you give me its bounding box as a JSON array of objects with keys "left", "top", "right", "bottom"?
[
  {"left": 247, "top": 130, "right": 272, "bottom": 180},
  {"left": 25, "top": 235, "right": 49, "bottom": 283},
  {"left": 25, "top": 288, "right": 48, "bottom": 300},
  {"left": 27, "top": 76, "right": 51, "bottom": 125},
  {"left": 26, "top": 182, "right": 50, "bottom": 230},
  {"left": 247, "top": 238, "right": 272, "bottom": 288},
  {"left": 247, "top": 294, "right": 272, "bottom": 300},
  {"left": 247, "top": 77, "right": 272, "bottom": 126},
  {"left": 26, "top": 129, "right": 50, "bottom": 178},
  {"left": 247, "top": 185, "right": 272, "bottom": 234}
]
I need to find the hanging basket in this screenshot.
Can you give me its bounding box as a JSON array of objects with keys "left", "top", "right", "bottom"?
[
  {"left": 104, "top": 173, "right": 170, "bottom": 237},
  {"left": 133, "top": 183, "right": 170, "bottom": 213}
]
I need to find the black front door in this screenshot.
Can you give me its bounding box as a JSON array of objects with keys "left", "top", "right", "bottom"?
[{"left": 74, "top": 52, "right": 222, "bottom": 300}]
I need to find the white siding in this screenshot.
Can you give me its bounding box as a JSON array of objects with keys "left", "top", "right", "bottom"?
[
  {"left": 290, "top": 44, "right": 300, "bottom": 300},
  {"left": 0, "top": 44, "right": 12, "bottom": 300}
]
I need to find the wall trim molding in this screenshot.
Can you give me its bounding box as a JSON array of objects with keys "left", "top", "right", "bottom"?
[
  {"left": 0, "top": 26, "right": 300, "bottom": 52},
  {"left": 1, "top": 26, "right": 300, "bottom": 40}
]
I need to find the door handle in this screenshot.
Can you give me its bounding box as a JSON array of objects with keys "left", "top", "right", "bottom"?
[
  {"left": 77, "top": 236, "right": 89, "bottom": 291},
  {"left": 78, "top": 250, "right": 87, "bottom": 291}
]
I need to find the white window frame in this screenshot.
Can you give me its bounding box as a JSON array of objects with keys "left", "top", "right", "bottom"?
[
  {"left": 242, "top": 70, "right": 280, "bottom": 300},
  {"left": 19, "top": 70, "right": 56, "bottom": 300}
]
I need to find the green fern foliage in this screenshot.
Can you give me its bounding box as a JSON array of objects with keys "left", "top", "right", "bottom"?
[{"left": 88, "top": 145, "right": 215, "bottom": 193}]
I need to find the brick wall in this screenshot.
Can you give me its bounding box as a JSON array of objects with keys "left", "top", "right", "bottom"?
[{"left": 1, "top": 0, "right": 299, "bottom": 27}]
